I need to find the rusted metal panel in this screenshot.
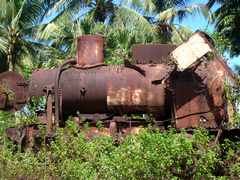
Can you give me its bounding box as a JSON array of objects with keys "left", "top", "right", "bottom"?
[
  {"left": 132, "top": 44, "right": 176, "bottom": 64},
  {"left": 196, "top": 58, "right": 236, "bottom": 102},
  {"left": 77, "top": 35, "right": 104, "bottom": 66},
  {"left": 205, "top": 58, "right": 235, "bottom": 107},
  {"left": 60, "top": 64, "right": 167, "bottom": 114},
  {"left": 0, "top": 71, "right": 28, "bottom": 111},
  {"left": 173, "top": 57, "right": 235, "bottom": 129},
  {"left": 45, "top": 86, "right": 54, "bottom": 135},
  {"left": 75, "top": 116, "right": 148, "bottom": 140},
  {"left": 194, "top": 57, "right": 236, "bottom": 87},
  {"left": 29, "top": 69, "right": 57, "bottom": 97},
  {"left": 6, "top": 124, "right": 40, "bottom": 151},
  {"left": 195, "top": 58, "right": 236, "bottom": 122},
  {"left": 172, "top": 72, "right": 218, "bottom": 129}
]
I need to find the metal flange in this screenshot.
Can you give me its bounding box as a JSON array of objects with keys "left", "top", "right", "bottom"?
[{"left": 0, "top": 71, "right": 28, "bottom": 111}]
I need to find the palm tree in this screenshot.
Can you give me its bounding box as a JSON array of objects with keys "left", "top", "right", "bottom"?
[
  {"left": 45, "top": 0, "right": 116, "bottom": 23},
  {"left": 157, "top": 3, "right": 212, "bottom": 43},
  {"left": 37, "top": 3, "right": 161, "bottom": 65},
  {"left": 0, "top": 0, "right": 64, "bottom": 72},
  {"left": 207, "top": 0, "right": 240, "bottom": 57},
  {"left": 36, "top": 1, "right": 198, "bottom": 48},
  {"left": 121, "top": 0, "right": 212, "bottom": 43},
  {"left": 36, "top": 14, "right": 101, "bottom": 67},
  {"left": 35, "top": 0, "right": 212, "bottom": 67}
]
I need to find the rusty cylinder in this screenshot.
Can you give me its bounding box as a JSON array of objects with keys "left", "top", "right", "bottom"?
[
  {"left": 77, "top": 35, "right": 104, "bottom": 66},
  {"left": 29, "top": 64, "right": 171, "bottom": 116}
]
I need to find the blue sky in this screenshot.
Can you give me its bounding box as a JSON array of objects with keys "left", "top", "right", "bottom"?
[
  {"left": 181, "top": 0, "right": 215, "bottom": 31},
  {"left": 180, "top": 0, "right": 240, "bottom": 70}
]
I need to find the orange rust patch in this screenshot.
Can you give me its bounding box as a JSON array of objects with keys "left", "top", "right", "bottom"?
[{"left": 107, "top": 87, "right": 147, "bottom": 106}]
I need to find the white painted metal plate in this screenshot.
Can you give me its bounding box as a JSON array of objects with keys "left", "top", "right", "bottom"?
[{"left": 171, "top": 32, "right": 214, "bottom": 71}]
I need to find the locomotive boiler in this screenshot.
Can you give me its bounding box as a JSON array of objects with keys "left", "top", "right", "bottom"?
[{"left": 0, "top": 31, "right": 237, "bottom": 143}]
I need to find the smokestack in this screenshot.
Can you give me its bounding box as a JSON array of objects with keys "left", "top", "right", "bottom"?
[{"left": 76, "top": 35, "right": 104, "bottom": 66}]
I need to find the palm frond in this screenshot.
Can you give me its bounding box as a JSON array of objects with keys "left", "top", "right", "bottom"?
[
  {"left": 206, "top": 0, "right": 226, "bottom": 9},
  {"left": 121, "top": 0, "right": 156, "bottom": 13},
  {"left": 0, "top": 37, "right": 8, "bottom": 55},
  {"left": 0, "top": 0, "right": 7, "bottom": 19},
  {"left": 11, "top": 0, "right": 27, "bottom": 28},
  {"left": 171, "top": 25, "right": 192, "bottom": 44},
  {"left": 113, "top": 6, "right": 155, "bottom": 35},
  {"left": 158, "top": 3, "right": 213, "bottom": 24},
  {"left": 150, "top": 0, "right": 191, "bottom": 13},
  {"left": 0, "top": 0, "right": 16, "bottom": 25},
  {"left": 44, "top": 0, "right": 86, "bottom": 23},
  {"left": 50, "top": 0, "right": 84, "bottom": 12},
  {"left": 36, "top": 10, "right": 73, "bottom": 39}
]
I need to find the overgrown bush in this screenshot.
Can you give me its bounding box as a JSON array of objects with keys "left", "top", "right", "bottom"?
[{"left": 0, "top": 119, "right": 239, "bottom": 179}]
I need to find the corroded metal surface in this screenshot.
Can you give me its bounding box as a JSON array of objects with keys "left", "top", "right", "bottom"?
[
  {"left": 202, "top": 57, "right": 235, "bottom": 107},
  {"left": 29, "top": 69, "right": 57, "bottom": 97},
  {"left": 0, "top": 71, "right": 28, "bottom": 111},
  {"left": 28, "top": 33, "right": 235, "bottom": 131},
  {"left": 132, "top": 44, "right": 176, "bottom": 64},
  {"left": 6, "top": 124, "right": 40, "bottom": 151},
  {"left": 173, "top": 56, "right": 236, "bottom": 129},
  {"left": 29, "top": 59, "right": 232, "bottom": 129},
  {"left": 172, "top": 71, "right": 218, "bottom": 129},
  {"left": 29, "top": 64, "right": 172, "bottom": 116},
  {"left": 77, "top": 35, "right": 104, "bottom": 66},
  {"left": 74, "top": 116, "right": 156, "bottom": 140},
  {"left": 3, "top": 32, "right": 238, "bottom": 147}
]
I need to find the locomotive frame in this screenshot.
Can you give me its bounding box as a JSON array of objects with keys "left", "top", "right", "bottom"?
[{"left": 1, "top": 31, "right": 239, "bottom": 148}]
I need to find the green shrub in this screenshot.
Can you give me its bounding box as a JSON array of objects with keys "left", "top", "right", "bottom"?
[{"left": 0, "top": 120, "right": 239, "bottom": 179}]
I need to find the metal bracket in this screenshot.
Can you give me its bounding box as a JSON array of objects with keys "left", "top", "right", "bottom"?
[
  {"left": 43, "top": 86, "right": 54, "bottom": 138},
  {"left": 16, "top": 81, "right": 28, "bottom": 87}
]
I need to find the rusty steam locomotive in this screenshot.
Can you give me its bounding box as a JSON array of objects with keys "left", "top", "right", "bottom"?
[{"left": 0, "top": 31, "right": 237, "bottom": 144}]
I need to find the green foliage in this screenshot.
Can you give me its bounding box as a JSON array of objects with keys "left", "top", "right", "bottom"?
[
  {"left": 211, "top": 32, "right": 231, "bottom": 57},
  {"left": 34, "top": 0, "right": 202, "bottom": 66},
  {"left": 224, "top": 81, "right": 240, "bottom": 127},
  {"left": 0, "top": 111, "right": 37, "bottom": 132},
  {"left": 219, "top": 139, "right": 240, "bottom": 178},
  {"left": 0, "top": 0, "right": 63, "bottom": 72},
  {"left": 0, "top": 120, "right": 239, "bottom": 179},
  {"left": 0, "top": 111, "right": 15, "bottom": 137},
  {"left": 208, "top": 0, "right": 240, "bottom": 57}
]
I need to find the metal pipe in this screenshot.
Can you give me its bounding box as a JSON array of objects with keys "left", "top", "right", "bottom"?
[
  {"left": 54, "top": 59, "right": 76, "bottom": 126},
  {"left": 77, "top": 35, "right": 104, "bottom": 66}
]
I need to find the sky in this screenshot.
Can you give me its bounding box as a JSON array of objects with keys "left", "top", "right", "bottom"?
[
  {"left": 180, "top": 0, "right": 215, "bottom": 31},
  {"left": 180, "top": 0, "right": 240, "bottom": 70}
]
